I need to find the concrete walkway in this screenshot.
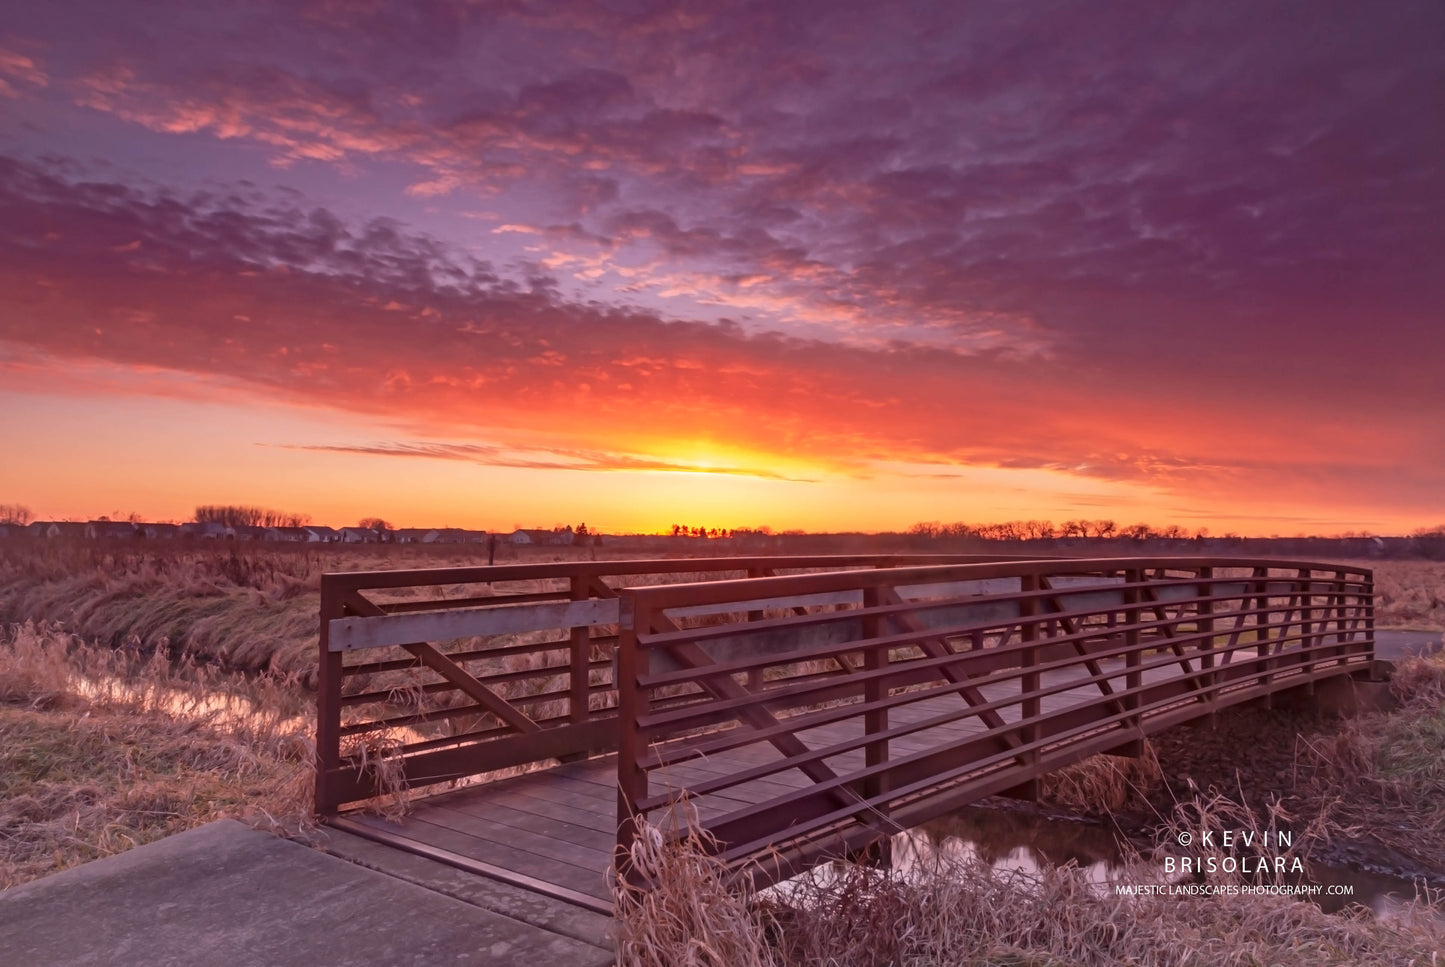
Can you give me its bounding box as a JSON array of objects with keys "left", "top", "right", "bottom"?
[{"left": 0, "top": 821, "right": 613, "bottom": 967}]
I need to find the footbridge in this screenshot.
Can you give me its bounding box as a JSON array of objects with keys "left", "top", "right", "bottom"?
[{"left": 315, "top": 555, "right": 1375, "bottom": 911}]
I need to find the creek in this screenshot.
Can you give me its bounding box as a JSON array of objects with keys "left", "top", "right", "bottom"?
[{"left": 895, "top": 803, "right": 1439, "bottom": 920}]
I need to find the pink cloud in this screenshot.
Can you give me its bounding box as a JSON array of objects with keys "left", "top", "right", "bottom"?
[
  {"left": 0, "top": 44, "right": 48, "bottom": 96},
  {"left": 1, "top": 155, "right": 1440, "bottom": 527}
]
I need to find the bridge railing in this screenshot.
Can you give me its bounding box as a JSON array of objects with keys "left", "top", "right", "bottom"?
[
  {"left": 615, "top": 558, "right": 1373, "bottom": 884},
  {"left": 314, "top": 554, "right": 1013, "bottom": 814}
]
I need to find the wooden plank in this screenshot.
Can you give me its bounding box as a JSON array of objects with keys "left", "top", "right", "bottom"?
[
  {"left": 329, "top": 815, "right": 611, "bottom": 914},
  {"left": 330, "top": 598, "right": 622, "bottom": 651},
  {"left": 428, "top": 784, "right": 618, "bottom": 834},
  {"left": 349, "top": 813, "right": 611, "bottom": 901},
  {"left": 417, "top": 802, "right": 616, "bottom": 868}
]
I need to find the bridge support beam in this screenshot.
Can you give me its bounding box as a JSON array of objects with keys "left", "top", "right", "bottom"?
[{"left": 1000, "top": 779, "right": 1041, "bottom": 802}]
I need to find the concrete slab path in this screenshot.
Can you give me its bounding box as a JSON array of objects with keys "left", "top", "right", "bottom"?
[{"left": 0, "top": 820, "right": 613, "bottom": 967}]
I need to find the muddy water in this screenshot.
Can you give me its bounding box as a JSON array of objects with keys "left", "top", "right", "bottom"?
[{"left": 896, "top": 804, "right": 1438, "bottom": 920}]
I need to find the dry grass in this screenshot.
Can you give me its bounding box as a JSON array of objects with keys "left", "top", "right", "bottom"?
[
  {"left": 1367, "top": 560, "right": 1445, "bottom": 630},
  {"left": 1042, "top": 744, "right": 1163, "bottom": 814},
  {"left": 1295, "top": 650, "right": 1445, "bottom": 871},
  {"left": 0, "top": 622, "right": 314, "bottom": 889},
  {"left": 614, "top": 800, "right": 1444, "bottom": 967},
  {"left": 0, "top": 542, "right": 326, "bottom": 681},
  {"left": 0, "top": 540, "right": 696, "bottom": 686},
  {"left": 612, "top": 804, "right": 776, "bottom": 967}
]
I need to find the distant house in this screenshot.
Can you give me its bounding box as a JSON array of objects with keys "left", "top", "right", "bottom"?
[
  {"left": 511, "top": 528, "right": 571, "bottom": 546},
  {"left": 231, "top": 525, "right": 267, "bottom": 541},
  {"left": 0, "top": 523, "right": 30, "bottom": 539},
  {"left": 179, "top": 522, "right": 229, "bottom": 539},
  {"left": 140, "top": 523, "right": 180, "bottom": 540},
  {"left": 32, "top": 521, "right": 87, "bottom": 539},
  {"left": 338, "top": 527, "right": 382, "bottom": 544},
  {"left": 303, "top": 526, "right": 340, "bottom": 543},
  {"left": 85, "top": 521, "right": 138, "bottom": 540},
  {"left": 393, "top": 528, "right": 441, "bottom": 544},
  {"left": 265, "top": 526, "right": 312, "bottom": 542},
  {"left": 180, "top": 521, "right": 234, "bottom": 540}
]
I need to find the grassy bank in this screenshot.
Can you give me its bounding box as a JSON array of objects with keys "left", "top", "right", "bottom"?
[
  {"left": 0, "top": 623, "right": 313, "bottom": 889},
  {"left": 2, "top": 544, "right": 1440, "bottom": 690},
  {"left": 614, "top": 814, "right": 1443, "bottom": 967},
  {"left": 1300, "top": 651, "right": 1445, "bottom": 872}
]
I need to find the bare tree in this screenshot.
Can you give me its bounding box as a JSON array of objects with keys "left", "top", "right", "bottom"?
[
  {"left": 0, "top": 503, "right": 34, "bottom": 525},
  {"left": 196, "top": 505, "right": 310, "bottom": 528}
]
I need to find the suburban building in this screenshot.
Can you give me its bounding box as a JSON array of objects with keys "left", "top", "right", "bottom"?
[{"left": 84, "top": 521, "right": 138, "bottom": 540}]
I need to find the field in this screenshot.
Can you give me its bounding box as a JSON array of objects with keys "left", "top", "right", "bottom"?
[
  {"left": 0, "top": 622, "right": 312, "bottom": 888},
  {"left": 1, "top": 540, "right": 1437, "bottom": 686},
  {"left": 2, "top": 539, "right": 1444, "bottom": 963}
]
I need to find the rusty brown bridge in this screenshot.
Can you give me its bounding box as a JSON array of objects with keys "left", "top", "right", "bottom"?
[{"left": 314, "top": 555, "right": 1375, "bottom": 913}]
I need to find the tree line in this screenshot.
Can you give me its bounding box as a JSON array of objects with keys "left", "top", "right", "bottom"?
[
  {"left": 193, "top": 505, "right": 311, "bottom": 528},
  {"left": 908, "top": 520, "right": 1214, "bottom": 541}
]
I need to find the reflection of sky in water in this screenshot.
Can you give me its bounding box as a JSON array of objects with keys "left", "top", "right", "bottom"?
[
  {"left": 75, "top": 675, "right": 310, "bottom": 733},
  {"left": 770, "top": 805, "right": 1440, "bottom": 924},
  {"left": 895, "top": 805, "right": 1131, "bottom": 892}
]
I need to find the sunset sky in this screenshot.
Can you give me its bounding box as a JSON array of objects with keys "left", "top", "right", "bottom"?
[{"left": 1, "top": 1, "right": 1441, "bottom": 535}]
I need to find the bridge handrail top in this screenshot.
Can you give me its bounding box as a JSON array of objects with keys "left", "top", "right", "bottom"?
[
  {"left": 316, "top": 553, "right": 1045, "bottom": 590},
  {"left": 618, "top": 556, "right": 1373, "bottom": 609}
]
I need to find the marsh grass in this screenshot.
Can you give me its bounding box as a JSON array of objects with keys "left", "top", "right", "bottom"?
[
  {"left": 1042, "top": 744, "right": 1163, "bottom": 814},
  {"left": 0, "top": 622, "right": 314, "bottom": 889},
  {"left": 613, "top": 804, "right": 775, "bottom": 967},
  {"left": 1369, "top": 560, "right": 1445, "bottom": 630},
  {"left": 614, "top": 797, "right": 1445, "bottom": 967},
  {"left": 1295, "top": 650, "right": 1445, "bottom": 871}
]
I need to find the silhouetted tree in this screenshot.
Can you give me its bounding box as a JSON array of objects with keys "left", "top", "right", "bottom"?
[{"left": 196, "top": 505, "right": 309, "bottom": 528}]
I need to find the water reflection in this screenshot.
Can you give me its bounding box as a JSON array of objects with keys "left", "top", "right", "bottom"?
[
  {"left": 896, "top": 804, "right": 1439, "bottom": 921},
  {"left": 73, "top": 674, "right": 310, "bottom": 733},
  {"left": 896, "top": 805, "right": 1125, "bottom": 891}
]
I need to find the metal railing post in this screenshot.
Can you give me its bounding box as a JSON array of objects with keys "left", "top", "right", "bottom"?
[
  {"left": 614, "top": 590, "right": 650, "bottom": 876},
  {"left": 861, "top": 585, "right": 891, "bottom": 853},
  {"left": 569, "top": 574, "right": 590, "bottom": 725},
  {"left": 1124, "top": 569, "right": 1143, "bottom": 734},
  {"left": 314, "top": 578, "right": 345, "bottom": 816},
  {"left": 1013, "top": 572, "right": 1041, "bottom": 801},
  {"left": 1197, "top": 566, "right": 1217, "bottom": 718}
]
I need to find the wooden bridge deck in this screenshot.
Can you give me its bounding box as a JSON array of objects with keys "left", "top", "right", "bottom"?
[{"left": 329, "top": 647, "right": 1290, "bottom": 913}]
